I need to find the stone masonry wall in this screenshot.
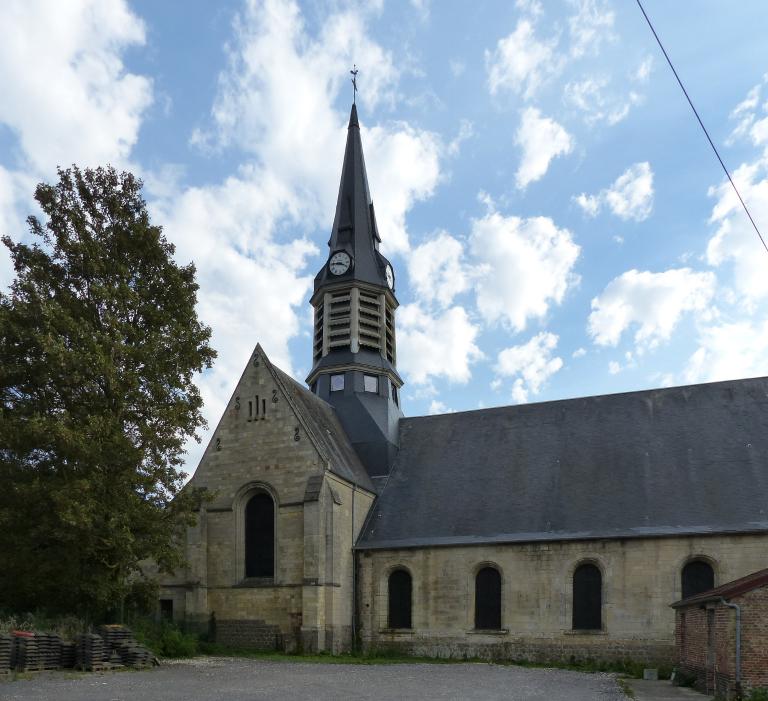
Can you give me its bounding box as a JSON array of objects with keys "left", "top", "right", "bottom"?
[{"left": 358, "top": 533, "right": 768, "bottom": 666}]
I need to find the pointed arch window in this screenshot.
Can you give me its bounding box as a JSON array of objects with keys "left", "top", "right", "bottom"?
[
  {"left": 475, "top": 566, "right": 502, "bottom": 630},
  {"left": 388, "top": 569, "right": 412, "bottom": 629},
  {"left": 245, "top": 492, "right": 274, "bottom": 578},
  {"left": 681, "top": 560, "right": 714, "bottom": 599},
  {"left": 572, "top": 563, "right": 602, "bottom": 630}
]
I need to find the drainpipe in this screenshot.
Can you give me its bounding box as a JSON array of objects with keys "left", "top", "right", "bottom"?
[{"left": 720, "top": 597, "right": 741, "bottom": 693}]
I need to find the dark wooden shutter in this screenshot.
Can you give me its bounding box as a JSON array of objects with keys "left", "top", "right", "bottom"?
[
  {"left": 388, "top": 569, "right": 412, "bottom": 629},
  {"left": 475, "top": 567, "right": 502, "bottom": 630},
  {"left": 682, "top": 561, "right": 714, "bottom": 599},
  {"left": 572, "top": 564, "right": 602, "bottom": 630},
  {"left": 245, "top": 493, "right": 274, "bottom": 577}
]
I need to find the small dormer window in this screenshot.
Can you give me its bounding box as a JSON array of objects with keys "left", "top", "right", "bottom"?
[
  {"left": 392, "top": 383, "right": 399, "bottom": 406},
  {"left": 364, "top": 375, "right": 378, "bottom": 393},
  {"left": 330, "top": 374, "right": 345, "bottom": 392}
]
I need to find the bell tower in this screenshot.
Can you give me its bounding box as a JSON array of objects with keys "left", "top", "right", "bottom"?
[{"left": 306, "top": 103, "right": 403, "bottom": 478}]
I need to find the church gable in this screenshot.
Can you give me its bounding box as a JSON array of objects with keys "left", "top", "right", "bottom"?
[{"left": 191, "top": 344, "right": 371, "bottom": 507}]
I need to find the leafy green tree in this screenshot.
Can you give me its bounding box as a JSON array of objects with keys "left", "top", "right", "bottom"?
[{"left": 0, "top": 165, "right": 215, "bottom": 618}]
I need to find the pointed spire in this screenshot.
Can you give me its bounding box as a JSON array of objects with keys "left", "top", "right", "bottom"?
[{"left": 314, "top": 103, "right": 392, "bottom": 293}]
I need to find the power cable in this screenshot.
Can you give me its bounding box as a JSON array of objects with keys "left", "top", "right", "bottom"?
[{"left": 635, "top": 0, "right": 768, "bottom": 256}]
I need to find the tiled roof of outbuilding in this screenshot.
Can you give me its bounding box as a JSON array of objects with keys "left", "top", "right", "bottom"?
[{"left": 358, "top": 377, "right": 768, "bottom": 549}]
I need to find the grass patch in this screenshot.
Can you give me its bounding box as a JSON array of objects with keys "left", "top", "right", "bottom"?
[{"left": 617, "top": 678, "right": 636, "bottom": 699}]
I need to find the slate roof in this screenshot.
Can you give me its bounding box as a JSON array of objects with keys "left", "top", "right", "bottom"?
[
  {"left": 671, "top": 567, "right": 768, "bottom": 608},
  {"left": 357, "top": 377, "right": 768, "bottom": 550},
  {"left": 270, "top": 362, "right": 374, "bottom": 493}
]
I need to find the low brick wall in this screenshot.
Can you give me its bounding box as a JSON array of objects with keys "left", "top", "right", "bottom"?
[{"left": 215, "top": 619, "right": 284, "bottom": 650}]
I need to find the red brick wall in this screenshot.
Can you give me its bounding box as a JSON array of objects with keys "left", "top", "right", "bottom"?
[
  {"left": 675, "top": 584, "right": 768, "bottom": 697},
  {"left": 739, "top": 587, "right": 768, "bottom": 691}
]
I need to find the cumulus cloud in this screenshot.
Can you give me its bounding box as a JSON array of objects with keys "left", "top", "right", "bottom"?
[
  {"left": 685, "top": 318, "right": 768, "bottom": 384},
  {"left": 706, "top": 160, "right": 768, "bottom": 301},
  {"left": 0, "top": 0, "right": 152, "bottom": 174},
  {"left": 397, "top": 304, "right": 484, "bottom": 385},
  {"left": 428, "top": 399, "right": 454, "bottom": 415},
  {"left": 485, "top": 20, "right": 559, "bottom": 99},
  {"left": 470, "top": 211, "right": 580, "bottom": 330},
  {"left": 564, "top": 77, "right": 641, "bottom": 126},
  {"left": 407, "top": 231, "right": 470, "bottom": 308},
  {"left": 588, "top": 268, "right": 716, "bottom": 349},
  {"left": 495, "top": 332, "right": 563, "bottom": 403},
  {"left": 567, "top": 0, "right": 615, "bottom": 58},
  {"left": 515, "top": 108, "right": 573, "bottom": 188},
  {"left": 192, "top": 0, "right": 441, "bottom": 254},
  {"left": 574, "top": 162, "right": 654, "bottom": 221}
]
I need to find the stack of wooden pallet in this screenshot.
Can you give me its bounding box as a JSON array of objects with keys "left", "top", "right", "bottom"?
[
  {"left": 11, "top": 632, "right": 42, "bottom": 672},
  {"left": 37, "top": 633, "right": 62, "bottom": 670},
  {"left": 75, "top": 633, "right": 106, "bottom": 671},
  {"left": 0, "top": 634, "right": 12, "bottom": 674}
]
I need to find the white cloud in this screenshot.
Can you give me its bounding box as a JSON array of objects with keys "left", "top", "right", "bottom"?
[
  {"left": 588, "top": 268, "right": 716, "bottom": 349},
  {"left": 407, "top": 231, "right": 470, "bottom": 308},
  {"left": 685, "top": 318, "right": 768, "bottom": 383},
  {"left": 485, "top": 20, "right": 559, "bottom": 99},
  {"left": 633, "top": 56, "right": 654, "bottom": 83},
  {"left": 515, "top": 108, "right": 573, "bottom": 188},
  {"left": 567, "top": 0, "right": 615, "bottom": 58},
  {"left": 428, "top": 399, "right": 454, "bottom": 415},
  {"left": 572, "top": 347, "right": 587, "bottom": 358},
  {"left": 0, "top": 0, "right": 152, "bottom": 174},
  {"left": 470, "top": 211, "right": 580, "bottom": 330},
  {"left": 564, "top": 77, "right": 641, "bottom": 126},
  {"left": 193, "top": 0, "right": 441, "bottom": 254},
  {"left": 397, "top": 304, "right": 483, "bottom": 385},
  {"left": 495, "top": 332, "right": 563, "bottom": 403},
  {"left": 608, "top": 360, "right": 621, "bottom": 375},
  {"left": 449, "top": 59, "right": 466, "bottom": 77},
  {"left": 706, "top": 159, "right": 768, "bottom": 302},
  {"left": 574, "top": 162, "right": 654, "bottom": 221}
]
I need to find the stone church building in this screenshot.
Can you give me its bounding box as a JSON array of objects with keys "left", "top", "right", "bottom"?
[{"left": 158, "top": 104, "right": 768, "bottom": 665}]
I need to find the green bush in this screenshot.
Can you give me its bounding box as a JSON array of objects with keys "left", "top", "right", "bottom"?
[
  {"left": 130, "top": 618, "right": 198, "bottom": 658},
  {"left": 746, "top": 688, "right": 768, "bottom": 701}
]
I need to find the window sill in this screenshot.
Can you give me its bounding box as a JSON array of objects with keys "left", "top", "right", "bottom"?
[
  {"left": 378, "top": 628, "right": 415, "bottom": 635},
  {"left": 234, "top": 577, "right": 275, "bottom": 588},
  {"left": 564, "top": 629, "right": 607, "bottom": 635},
  {"left": 466, "top": 629, "right": 509, "bottom": 636}
]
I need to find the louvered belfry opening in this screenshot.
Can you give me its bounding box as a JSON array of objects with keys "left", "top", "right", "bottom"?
[
  {"left": 572, "top": 563, "right": 602, "bottom": 630},
  {"left": 388, "top": 569, "right": 412, "bottom": 629},
  {"left": 313, "top": 285, "right": 396, "bottom": 363}
]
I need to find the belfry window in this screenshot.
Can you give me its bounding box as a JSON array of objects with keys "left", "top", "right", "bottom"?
[
  {"left": 245, "top": 493, "right": 274, "bottom": 578},
  {"left": 681, "top": 560, "right": 714, "bottom": 599},
  {"left": 474, "top": 567, "right": 502, "bottom": 630},
  {"left": 330, "top": 374, "right": 345, "bottom": 392},
  {"left": 572, "top": 563, "right": 602, "bottom": 630},
  {"left": 388, "top": 569, "right": 412, "bottom": 629},
  {"left": 364, "top": 374, "right": 379, "bottom": 393}
]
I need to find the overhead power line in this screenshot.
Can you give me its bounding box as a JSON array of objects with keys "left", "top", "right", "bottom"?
[{"left": 635, "top": 0, "right": 768, "bottom": 256}]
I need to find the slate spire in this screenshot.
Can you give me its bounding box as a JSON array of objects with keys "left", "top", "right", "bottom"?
[{"left": 314, "top": 103, "right": 389, "bottom": 292}]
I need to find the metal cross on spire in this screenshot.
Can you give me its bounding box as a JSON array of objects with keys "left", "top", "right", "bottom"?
[{"left": 350, "top": 64, "right": 359, "bottom": 104}]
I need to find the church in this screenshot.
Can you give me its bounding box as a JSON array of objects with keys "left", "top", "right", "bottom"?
[{"left": 158, "top": 103, "right": 768, "bottom": 665}]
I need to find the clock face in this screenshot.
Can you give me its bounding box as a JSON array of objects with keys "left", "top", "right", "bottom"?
[
  {"left": 329, "top": 251, "right": 351, "bottom": 275},
  {"left": 385, "top": 264, "right": 394, "bottom": 290}
]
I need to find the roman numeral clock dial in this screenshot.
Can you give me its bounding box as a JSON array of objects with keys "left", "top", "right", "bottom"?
[{"left": 329, "top": 251, "right": 351, "bottom": 275}]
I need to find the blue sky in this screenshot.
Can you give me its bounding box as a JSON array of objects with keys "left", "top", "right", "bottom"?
[{"left": 2, "top": 0, "right": 768, "bottom": 474}]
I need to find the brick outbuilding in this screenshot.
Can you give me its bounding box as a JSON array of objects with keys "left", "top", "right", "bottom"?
[{"left": 672, "top": 567, "right": 768, "bottom": 698}]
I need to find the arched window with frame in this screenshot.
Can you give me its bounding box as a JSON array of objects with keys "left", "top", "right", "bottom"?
[
  {"left": 245, "top": 492, "right": 274, "bottom": 578},
  {"left": 572, "top": 563, "right": 602, "bottom": 630},
  {"left": 681, "top": 560, "right": 714, "bottom": 599},
  {"left": 388, "top": 569, "right": 412, "bottom": 629},
  {"left": 474, "top": 566, "right": 502, "bottom": 630}
]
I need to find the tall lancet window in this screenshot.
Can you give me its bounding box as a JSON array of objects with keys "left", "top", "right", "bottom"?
[
  {"left": 245, "top": 492, "right": 274, "bottom": 578},
  {"left": 681, "top": 560, "right": 714, "bottom": 599},
  {"left": 388, "top": 569, "right": 412, "bottom": 629},
  {"left": 474, "top": 566, "right": 502, "bottom": 630},
  {"left": 572, "top": 563, "right": 602, "bottom": 630}
]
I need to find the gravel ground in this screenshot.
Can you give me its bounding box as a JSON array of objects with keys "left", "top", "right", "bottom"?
[{"left": 2, "top": 657, "right": 627, "bottom": 701}]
